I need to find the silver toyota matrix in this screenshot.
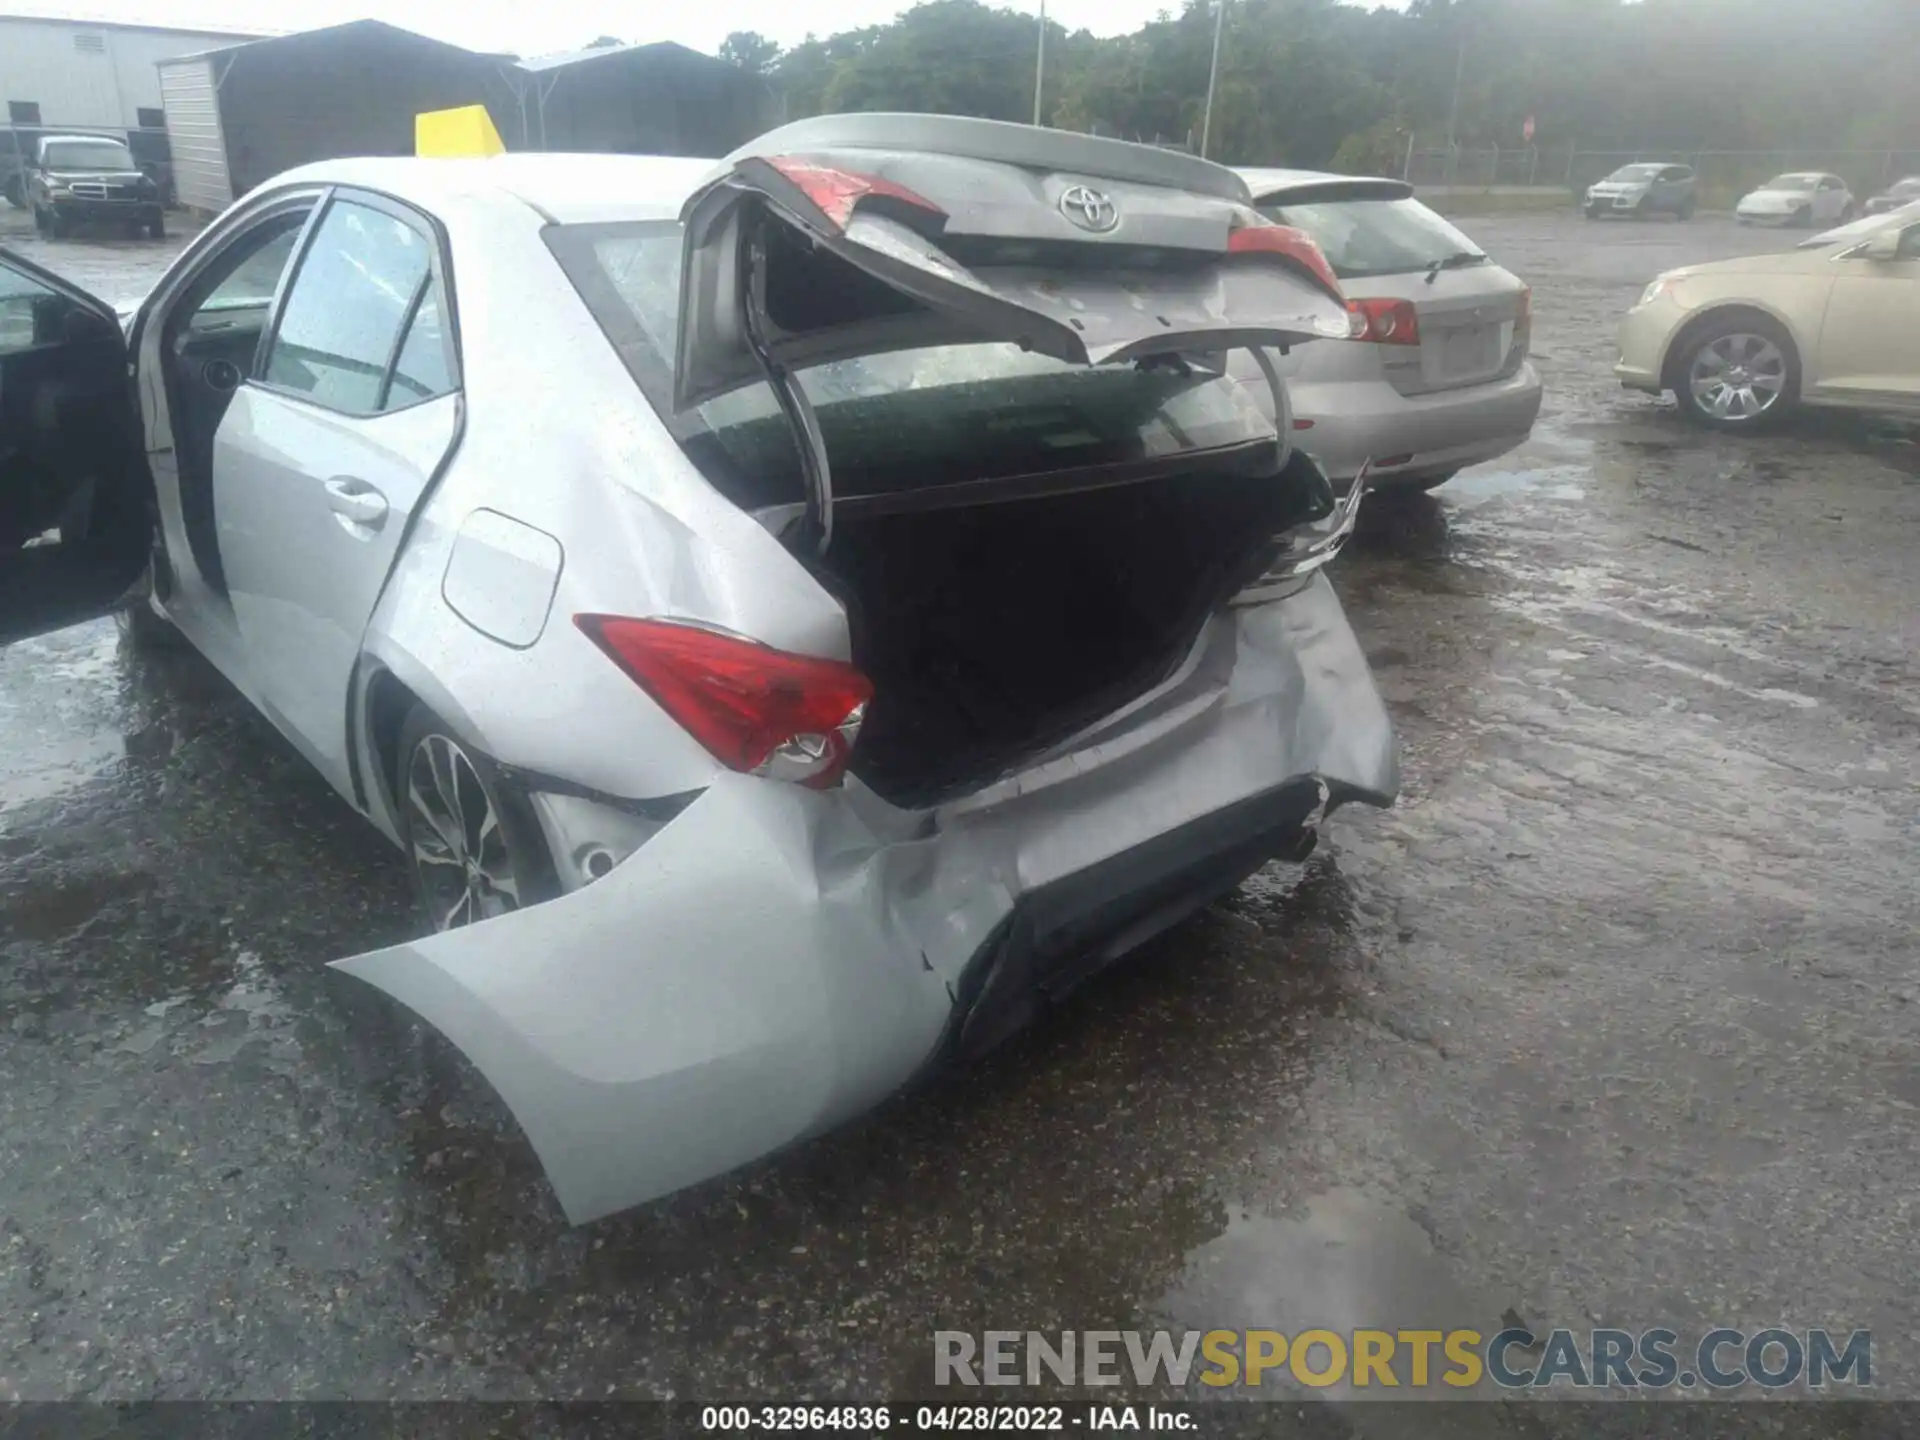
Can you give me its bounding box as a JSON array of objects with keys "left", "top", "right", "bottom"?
[{"left": 0, "top": 116, "right": 1398, "bottom": 1223}]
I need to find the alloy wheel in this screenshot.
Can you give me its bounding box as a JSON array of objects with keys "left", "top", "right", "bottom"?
[
  {"left": 1687, "top": 333, "right": 1787, "bottom": 422},
  {"left": 405, "top": 732, "right": 521, "bottom": 931}
]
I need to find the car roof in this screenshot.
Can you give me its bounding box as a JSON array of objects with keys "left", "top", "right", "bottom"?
[{"left": 261, "top": 153, "right": 719, "bottom": 224}]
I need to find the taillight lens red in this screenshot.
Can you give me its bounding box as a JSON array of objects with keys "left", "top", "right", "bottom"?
[
  {"left": 1517, "top": 285, "right": 1532, "bottom": 324},
  {"left": 575, "top": 616, "right": 873, "bottom": 788},
  {"left": 763, "top": 155, "right": 946, "bottom": 232},
  {"left": 1346, "top": 297, "right": 1421, "bottom": 347},
  {"left": 1226, "top": 222, "right": 1345, "bottom": 302}
]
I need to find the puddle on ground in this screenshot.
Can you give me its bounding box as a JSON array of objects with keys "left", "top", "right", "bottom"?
[
  {"left": 1441, "top": 463, "right": 1588, "bottom": 507},
  {"left": 1158, "top": 1187, "right": 1508, "bottom": 1406}
]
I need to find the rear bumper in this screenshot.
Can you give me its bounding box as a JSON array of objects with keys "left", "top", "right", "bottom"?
[
  {"left": 955, "top": 776, "right": 1325, "bottom": 1060},
  {"left": 1292, "top": 360, "right": 1543, "bottom": 483},
  {"left": 332, "top": 574, "right": 1396, "bottom": 1223}
]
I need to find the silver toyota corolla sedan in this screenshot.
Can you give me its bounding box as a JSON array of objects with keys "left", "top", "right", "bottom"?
[
  {"left": 0, "top": 115, "right": 1397, "bottom": 1224},
  {"left": 1231, "top": 169, "right": 1542, "bottom": 493}
]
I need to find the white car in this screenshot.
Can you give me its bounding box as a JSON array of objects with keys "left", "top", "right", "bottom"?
[
  {"left": 0, "top": 117, "right": 1396, "bottom": 1224},
  {"left": 1734, "top": 172, "right": 1855, "bottom": 228},
  {"left": 1616, "top": 207, "right": 1920, "bottom": 427}
]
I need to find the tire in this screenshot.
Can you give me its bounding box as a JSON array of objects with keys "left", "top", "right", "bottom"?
[
  {"left": 1635, "top": 196, "right": 1651, "bottom": 220},
  {"left": 1677, "top": 196, "right": 1696, "bottom": 221},
  {"left": 1792, "top": 204, "right": 1812, "bottom": 228},
  {"left": 145, "top": 212, "right": 166, "bottom": 240},
  {"left": 1584, "top": 205, "right": 1601, "bottom": 220},
  {"left": 395, "top": 703, "right": 560, "bottom": 933},
  {"left": 32, "top": 204, "right": 50, "bottom": 236},
  {"left": 1671, "top": 313, "right": 1799, "bottom": 431},
  {"left": 1839, "top": 202, "right": 1856, "bottom": 223},
  {"left": 47, "top": 208, "right": 67, "bottom": 239}
]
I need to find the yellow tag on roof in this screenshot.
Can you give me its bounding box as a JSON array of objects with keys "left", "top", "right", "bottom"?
[{"left": 415, "top": 105, "right": 504, "bottom": 158}]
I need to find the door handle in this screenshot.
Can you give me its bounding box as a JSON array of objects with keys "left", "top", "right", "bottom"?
[{"left": 324, "top": 477, "right": 389, "bottom": 533}]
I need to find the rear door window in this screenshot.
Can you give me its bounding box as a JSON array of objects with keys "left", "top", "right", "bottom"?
[
  {"left": 263, "top": 198, "right": 449, "bottom": 415},
  {"left": 1253, "top": 195, "right": 1482, "bottom": 279}
]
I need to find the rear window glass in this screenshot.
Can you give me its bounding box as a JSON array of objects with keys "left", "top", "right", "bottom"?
[
  {"left": 1253, "top": 196, "right": 1483, "bottom": 280},
  {"left": 545, "top": 222, "right": 1273, "bottom": 510}
]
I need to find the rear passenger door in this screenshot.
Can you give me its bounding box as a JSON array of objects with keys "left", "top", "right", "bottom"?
[{"left": 213, "top": 189, "right": 459, "bottom": 795}]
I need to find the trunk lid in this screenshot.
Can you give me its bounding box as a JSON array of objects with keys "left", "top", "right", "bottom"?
[
  {"left": 673, "top": 114, "right": 1352, "bottom": 415},
  {"left": 1354, "top": 263, "right": 1532, "bottom": 397}
]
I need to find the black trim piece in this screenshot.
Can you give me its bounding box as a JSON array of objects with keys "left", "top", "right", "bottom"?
[
  {"left": 490, "top": 762, "right": 704, "bottom": 824},
  {"left": 375, "top": 269, "right": 432, "bottom": 413},
  {"left": 830, "top": 436, "right": 1282, "bottom": 521},
  {"left": 945, "top": 776, "right": 1331, "bottom": 1063},
  {"left": 249, "top": 188, "right": 332, "bottom": 378}
]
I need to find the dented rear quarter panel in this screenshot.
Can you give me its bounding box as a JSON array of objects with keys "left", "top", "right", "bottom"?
[{"left": 333, "top": 574, "right": 1396, "bottom": 1224}]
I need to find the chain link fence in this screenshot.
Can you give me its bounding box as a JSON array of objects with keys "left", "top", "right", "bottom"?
[{"left": 1404, "top": 144, "right": 1920, "bottom": 207}]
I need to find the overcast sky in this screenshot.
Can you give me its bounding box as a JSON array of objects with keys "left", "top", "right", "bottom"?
[{"left": 23, "top": 0, "right": 1402, "bottom": 59}]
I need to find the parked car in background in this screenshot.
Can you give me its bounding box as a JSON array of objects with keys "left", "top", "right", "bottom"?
[
  {"left": 1799, "top": 198, "right": 1920, "bottom": 249},
  {"left": 0, "top": 118, "right": 1396, "bottom": 1224},
  {"left": 1734, "top": 172, "right": 1854, "bottom": 228},
  {"left": 1863, "top": 176, "right": 1920, "bottom": 216},
  {"left": 1233, "top": 169, "right": 1541, "bottom": 494},
  {"left": 1583, "top": 162, "right": 1696, "bottom": 220},
  {"left": 1616, "top": 206, "right": 1919, "bottom": 428},
  {"left": 26, "top": 133, "right": 165, "bottom": 238}
]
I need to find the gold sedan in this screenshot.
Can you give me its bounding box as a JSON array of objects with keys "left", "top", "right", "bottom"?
[{"left": 1616, "top": 207, "right": 1920, "bottom": 429}]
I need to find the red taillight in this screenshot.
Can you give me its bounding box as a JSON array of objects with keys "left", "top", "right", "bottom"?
[
  {"left": 575, "top": 616, "right": 873, "bottom": 789},
  {"left": 1227, "top": 222, "right": 1345, "bottom": 302},
  {"left": 763, "top": 155, "right": 946, "bottom": 232},
  {"left": 1346, "top": 297, "right": 1421, "bottom": 347},
  {"left": 1517, "top": 285, "right": 1532, "bottom": 324}
]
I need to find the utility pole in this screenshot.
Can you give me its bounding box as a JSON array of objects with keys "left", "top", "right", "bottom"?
[
  {"left": 1200, "top": 0, "right": 1227, "bottom": 158},
  {"left": 1033, "top": 0, "right": 1046, "bottom": 126},
  {"left": 1444, "top": 40, "right": 1466, "bottom": 151}
]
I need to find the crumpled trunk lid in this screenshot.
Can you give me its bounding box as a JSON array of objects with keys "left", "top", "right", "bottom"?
[{"left": 674, "top": 113, "right": 1352, "bottom": 412}]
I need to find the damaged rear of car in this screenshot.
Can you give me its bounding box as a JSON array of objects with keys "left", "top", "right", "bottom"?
[{"left": 332, "top": 116, "right": 1398, "bottom": 1224}]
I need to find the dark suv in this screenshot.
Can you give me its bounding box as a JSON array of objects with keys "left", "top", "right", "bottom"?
[{"left": 27, "top": 134, "right": 165, "bottom": 239}]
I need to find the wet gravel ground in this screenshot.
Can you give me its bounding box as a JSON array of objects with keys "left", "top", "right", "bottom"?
[{"left": 2, "top": 205, "right": 1917, "bottom": 1427}]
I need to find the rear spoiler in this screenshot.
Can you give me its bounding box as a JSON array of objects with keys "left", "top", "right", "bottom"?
[{"left": 1246, "top": 178, "right": 1415, "bottom": 208}]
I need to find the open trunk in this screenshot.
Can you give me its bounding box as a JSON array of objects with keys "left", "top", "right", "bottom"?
[{"left": 820, "top": 446, "right": 1331, "bottom": 807}]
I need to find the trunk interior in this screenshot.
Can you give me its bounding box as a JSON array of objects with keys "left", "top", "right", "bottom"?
[{"left": 817, "top": 450, "right": 1330, "bottom": 808}]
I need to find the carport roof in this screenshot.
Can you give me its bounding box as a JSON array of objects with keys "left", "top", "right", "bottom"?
[
  {"left": 159, "top": 18, "right": 515, "bottom": 67},
  {"left": 517, "top": 39, "right": 739, "bottom": 76}
]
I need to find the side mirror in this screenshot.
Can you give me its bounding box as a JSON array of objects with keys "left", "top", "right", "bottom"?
[{"left": 1863, "top": 229, "right": 1903, "bottom": 262}]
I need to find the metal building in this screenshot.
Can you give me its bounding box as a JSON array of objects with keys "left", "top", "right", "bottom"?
[
  {"left": 157, "top": 20, "right": 520, "bottom": 214},
  {"left": 0, "top": 13, "right": 256, "bottom": 133},
  {"left": 0, "top": 13, "right": 258, "bottom": 204},
  {"left": 514, "top": 41, "right": 776, "bottom": 158}
]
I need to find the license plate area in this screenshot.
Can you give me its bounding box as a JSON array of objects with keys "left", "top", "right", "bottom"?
[{"left": 1437, "top": 323, "right": 1502, "bottom": 380}]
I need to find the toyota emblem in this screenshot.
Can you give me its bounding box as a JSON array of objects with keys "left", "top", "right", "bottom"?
[{"left": 1059, "top": 185, "right": 1118, "bottom": 233}]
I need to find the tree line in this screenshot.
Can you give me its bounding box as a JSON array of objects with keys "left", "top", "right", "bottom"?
[{"left": 718, "top": 0, "right": 1918, "bottom": 173}]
